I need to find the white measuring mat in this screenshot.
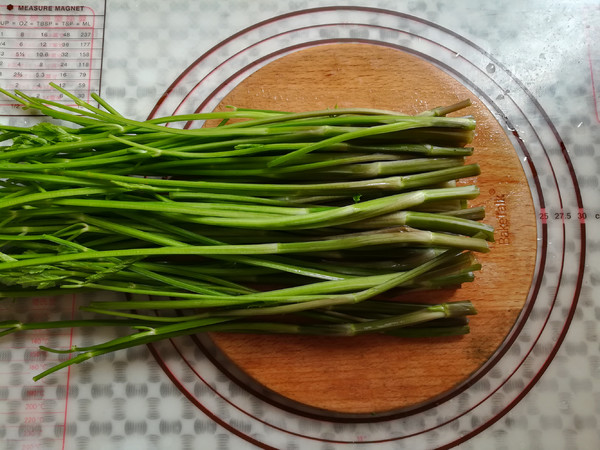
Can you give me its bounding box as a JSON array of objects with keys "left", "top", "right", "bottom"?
[
  {"left": 0, "top": 1, "right": 107, "bottom": 447},
  {"left": 0, "top": 0, "right": 105, "bottom": 116}
]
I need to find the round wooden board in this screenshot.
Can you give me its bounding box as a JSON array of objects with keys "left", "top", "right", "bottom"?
[{"left": 205, "top": 43, "right": 537, "bottom": 415}]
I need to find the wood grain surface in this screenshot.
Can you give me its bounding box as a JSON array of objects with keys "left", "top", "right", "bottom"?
[{"left": 205, "top": 44, "right": 537, "bottom": 415}]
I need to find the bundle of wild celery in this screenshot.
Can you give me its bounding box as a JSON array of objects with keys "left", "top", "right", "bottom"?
[{"left": 0, "top": 84, "right": 493, "bottom": 380}]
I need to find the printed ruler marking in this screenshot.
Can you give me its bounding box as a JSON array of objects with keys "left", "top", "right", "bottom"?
[{"left": 586, "top": 5, "right": 600, "bottom": 123}]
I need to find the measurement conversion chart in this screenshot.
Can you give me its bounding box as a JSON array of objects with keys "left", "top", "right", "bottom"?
[{"left": 0, "top": 1, "right": 105, "bottom": 115}]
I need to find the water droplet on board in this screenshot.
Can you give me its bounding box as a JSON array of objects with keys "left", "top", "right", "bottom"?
[{"left": 486, "top": 63, "right": 496, "bottom": 73}]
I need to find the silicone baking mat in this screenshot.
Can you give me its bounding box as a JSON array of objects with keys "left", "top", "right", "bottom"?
[{"left": 0, "top": 1, "right": 598, "bottom": 449}]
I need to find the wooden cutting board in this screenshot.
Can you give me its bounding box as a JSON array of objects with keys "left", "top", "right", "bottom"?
[{"left": 204, "top": 44, "right": 537, "bottom": 415}]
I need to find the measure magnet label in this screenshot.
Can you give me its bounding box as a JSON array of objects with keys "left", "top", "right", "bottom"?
[{"left": 0, "top": 0, "right": 105, "bottom": 115}]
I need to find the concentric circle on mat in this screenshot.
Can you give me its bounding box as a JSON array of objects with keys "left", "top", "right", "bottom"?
[{"left": 147, "top": 7, "right": 585, "bottom": 448}]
